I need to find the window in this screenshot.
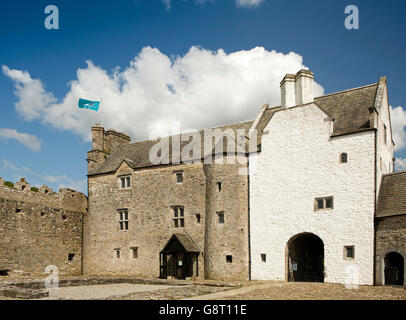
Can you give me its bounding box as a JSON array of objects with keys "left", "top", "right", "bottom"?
[
  {"left": 226, "top": 255, "right": 233, "bottom": 263},
  {"left": 344, "top": 246, "right": 355, "bottom": 259},
  {"left": 68, "top": 253, "right": 75, "bottom": 262},
  {"left": 384, "top": 124, "right": 387, "bottom": 144},
  {"left": 131, "top": 247, "right": 138, "bottom": 260},
  {"left": 340, "top": 153, "right": 348, "bottom": 163},
  {"left": 217, "top": 182, "right": 222, "bottom": 192},
  {"left": 314, "top": 197, "right": 334, "bottom": 211},
  {"left": 173, "top": 206, "right": 184, "bottom": 228},
  {"left": 119, "top": 175, "right": 131, "bottom": 189},
  {"left": 115, "top": 249, "right": 121, "bottom": 259},
  {"left": 217, "top": 212, "right": 225, "bottom": 224},
  {"left": 175, "top": 171, "right": 183, "bottom": 183},
  {"left": 196, "top": 214, "right": 201, "bottom": 224},
  {"left": 118, "top": 209, "right": 129, "bottom": 230},
  {"left": 261, "top": 254, "right": 266, "bottom": 262}
]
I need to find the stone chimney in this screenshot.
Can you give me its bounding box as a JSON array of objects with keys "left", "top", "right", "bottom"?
[
  {"left": 295, "top": 69, "right": 314, "bottom": 105},
  {"left": 280, "top": 74, "right": 296, "bottom": 108},
  {"left": 280, "top": 69, "right": 314, "bottom": 108},
  {"left": 87, "top": 124, "right": 132, "bottom": 173}
]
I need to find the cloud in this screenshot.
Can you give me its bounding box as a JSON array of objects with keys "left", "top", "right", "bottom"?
[
  {"left": 236, "top": 0, "right": 264, "bottom": 8},
  {"left": 2, "top": 66, "right": 56, "bottom": 122},
  {"left": 3, "top": 46, "right": 323, "bottom": 142},
  {"left": 0, "top": 128, "right": 42, "bottom": 151},
  {"left": 162, "top": 0, "right": 171, "bottom": 10},
  {"left": 390, "top": 106, "right": 406, "bottom": 151},
  {"left": 1, "top": 160, "right": 87, "bottom": 193},
  {"left": 395, "top": 158, "right": 406, "bottom": 171}
]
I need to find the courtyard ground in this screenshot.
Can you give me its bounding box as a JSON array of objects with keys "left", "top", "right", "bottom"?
[{"left": 1, "top": 276, "right": 405, "bottom": 300}]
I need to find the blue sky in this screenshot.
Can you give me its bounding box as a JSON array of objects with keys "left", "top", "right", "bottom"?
[{"left": 0, "top": 0, "right": 405, "bottom": 193}]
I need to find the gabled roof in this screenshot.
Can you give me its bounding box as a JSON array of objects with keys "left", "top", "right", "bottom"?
[
  {"left": 377, "top": 171, "right": 406, "bottom": 218},
  {"left": 161, "top": 233, "right": 200, "bottom": 253}
]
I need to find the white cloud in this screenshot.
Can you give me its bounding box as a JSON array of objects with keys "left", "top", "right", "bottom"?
[
  {"left": 1, "top": 160, "right": 86, "bottom": 193},
  {"left": 396, "top": 158, "right": 406, "bottom": 171},
  {"left": 390, "top": 106, "right": 406, "bottom": 151},
  {"left": 0, "top": 128, "right": 42, "bottom": 151},
  {"left": 162, "top": 0, "right": 171, "bottom": 10},
  {"left": 236, "top": 0, "right": 264, "bottom": 8},
  {"left": 3, "top": 46, "right": 323, "bottom": 142},
  {"left": 2, "top": 66, "right": 56, "bottom": 121}
]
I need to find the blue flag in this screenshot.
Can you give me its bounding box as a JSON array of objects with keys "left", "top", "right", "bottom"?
[{"left": 78, "top": 98, "right": 100, "bottom": 112}]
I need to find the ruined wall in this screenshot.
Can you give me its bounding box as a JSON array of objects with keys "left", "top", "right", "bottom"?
[
  {"left": 0, "top": 177, "right": 87, "bottom": 276},
  {"left": 375, "top": 215, "right": 406, "bottom": 286}
]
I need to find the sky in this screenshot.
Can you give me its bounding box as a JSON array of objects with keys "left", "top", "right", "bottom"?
[{"left": 0, "top": 0, "right": 405, "bottom": 194}]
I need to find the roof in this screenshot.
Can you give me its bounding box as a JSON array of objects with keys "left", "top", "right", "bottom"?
[
  {"left": 89, "top": 82, "right": 380, "bottom": 176},
  {"left": 377, "top": 171, "right": 406, "bottom": 218},
  {"left": 89, "top": 121, "right": 253, "bottom": 176},
  {"left": 161, "top": 233, "right": 200, "bottom": 253}
]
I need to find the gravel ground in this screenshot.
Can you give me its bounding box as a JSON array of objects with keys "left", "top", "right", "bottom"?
[
  {"left": 199, "top": 281, "right": 406, "bottom": 300},
  {"left": 42, "top": 283, "right": 177, "bottom": 300}
]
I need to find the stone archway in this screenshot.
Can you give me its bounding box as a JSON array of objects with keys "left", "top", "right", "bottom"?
[
  {"left": 286, "top": 233, "right": 324, "bottom": 282},
  {"left": 384, "top": 252, "right": 404, "bottom": 286}
]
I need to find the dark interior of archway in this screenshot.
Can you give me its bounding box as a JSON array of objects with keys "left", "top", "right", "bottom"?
[
  {"left": 385, "top": 252, "right": 404, "bottom": 286},
  {"left": 288, "top": 234, "right": 324, "bottom": 283}
]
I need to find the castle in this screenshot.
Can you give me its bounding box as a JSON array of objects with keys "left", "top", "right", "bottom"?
[{"left": 1, "top": 70, "right": 405, "bottom": 286}]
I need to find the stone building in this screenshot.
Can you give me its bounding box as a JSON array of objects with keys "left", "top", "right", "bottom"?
[
  {"left": 1, "top": 69, "right": 403, "bottom": 286},
  {"left": 84, "top": 126, "right": 251, "bottom": 280},
  {"left": 375, "top": 171, "right": 406, "bottom": 286},
  {"left": 0, "top": 177, "right": 87, "bottom": 276}
]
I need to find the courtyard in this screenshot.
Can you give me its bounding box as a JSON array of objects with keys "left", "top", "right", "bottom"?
[{"left": 0, "top": 276, "right": 405, "bottom": 300}]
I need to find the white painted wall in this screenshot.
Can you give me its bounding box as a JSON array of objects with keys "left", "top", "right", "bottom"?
[{"left": 249, "top": 104, "right": 376, "bottom": 285}]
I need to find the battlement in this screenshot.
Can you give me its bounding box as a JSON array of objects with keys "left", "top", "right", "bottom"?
[{"left": 0, "top": 177, "right": 88, "bottom": 213}]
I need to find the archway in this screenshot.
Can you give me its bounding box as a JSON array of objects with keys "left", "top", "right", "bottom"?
[
  {"left": 384, "top": 252, "right": 404, "bottom": 286},
  {"left": 286, "top": 233, "right": 324, "bottom": 282}
]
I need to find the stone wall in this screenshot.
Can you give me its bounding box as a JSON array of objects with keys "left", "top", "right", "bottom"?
[
  {"left": 84, "top": 156, "right": 249, "bottom": 280},
  {"left": 0, "top": 177, "right": 87, "bottom": 276},
  {"left": 375, "top": 215, "right": 406, "bottom": 286}
]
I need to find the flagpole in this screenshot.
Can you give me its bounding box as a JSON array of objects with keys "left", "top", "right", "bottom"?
[{"left": 100, "top": 97, "right": 103, "bottom": 128}]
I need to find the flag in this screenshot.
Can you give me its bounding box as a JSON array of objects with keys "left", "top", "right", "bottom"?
[{"left": 78, "top": 98, "right": 100, "bottom": 112}]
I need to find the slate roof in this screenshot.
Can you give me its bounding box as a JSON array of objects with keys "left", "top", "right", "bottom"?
[
  {"left": 161, "top": 233, "right": 201, "bottom": 253},
  {"left": 89, "top": 82, "right": 379, "bottom": 176},
  {"left": 89, "top": 121, "right": 253, "bottom": 175},
  {"left": 376, "top": 171, "right": 406, "bottom": 218}
]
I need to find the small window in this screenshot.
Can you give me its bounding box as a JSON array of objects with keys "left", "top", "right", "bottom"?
[
  {"left": 68, "top": 253, "right": 75, "bottom": 262},
  {"left": 196, "top": 214, "right": 201, "bottom": 224},
  {"left": 172, "top": 206, "right": 184, "bottom": 228},
  {"left": 315, "top": 197, "right": 334, "bottom": 211},
  {"left": 261, "top": 254, "right": 266, "bottom": 262},
  {"left": 175, "top": 172, "right": 183, "bottom": 183},
  {"left": 344, "top": 246, "right": 355, "bottom": 259},
  {"left": 119, "top": 175, "right": 131, "bottom": 189},
  {"left": 115, "top": 249, "right": 121, "bottom": 259},
  {"left": 131, "top": 247, "right": 138, "bottom": 260},
  {"left": 217, "top": 182, "right": 222, "bottom": 192},
  {"left": 118, "top": 209, "right": 129, "bottom": 230},
  {"left": 16, "top": 208, "right": 22, "bottom": 213},
  {"left": 62, "top": 215, "right": 67, "bottom": 221},
  {"left": 226, "top": 255, "right": 233, "bottom": 263},
  {"left": 340, "top": 153, "right": 348, "bottom": 163},
  {"left": 217, "top": 212, "right": 225, "bottom": 224},
  {"left": 384, "top": 124, "right": 387, "bottom": 144}
]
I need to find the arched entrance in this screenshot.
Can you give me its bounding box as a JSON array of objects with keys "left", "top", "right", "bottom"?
[
  {"left": 286, "top": 233, "right": 324, "bottom": 282},
  {"left": 384, "top": 252, "right": 404, "bottom": 286}
]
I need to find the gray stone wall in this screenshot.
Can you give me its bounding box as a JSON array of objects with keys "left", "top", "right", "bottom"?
[
  {"left": 84, "top": 156, "right": 250, "bottom": 280},
  {"left": 375, "top": 215, "right": 406, "bottom": 285},
  {"left": 0, "top": 177, "right": 87, "bottom": 276}
]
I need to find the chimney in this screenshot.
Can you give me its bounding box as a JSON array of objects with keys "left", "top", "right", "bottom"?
[
  {"left": 91, "top": 124, "right": 105, "bottom": 151},
  {"left": 104, "top": 129, "right": 131, "bottom": 154},
  {"left": 280, "top": 74, "right": 296, "bottom": 108},
  {"left": 280, "top": 69, "right": 314, "bottom": 108},
  {"left": 294, "top": 69, "right": 314, "bottom": 105}
]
